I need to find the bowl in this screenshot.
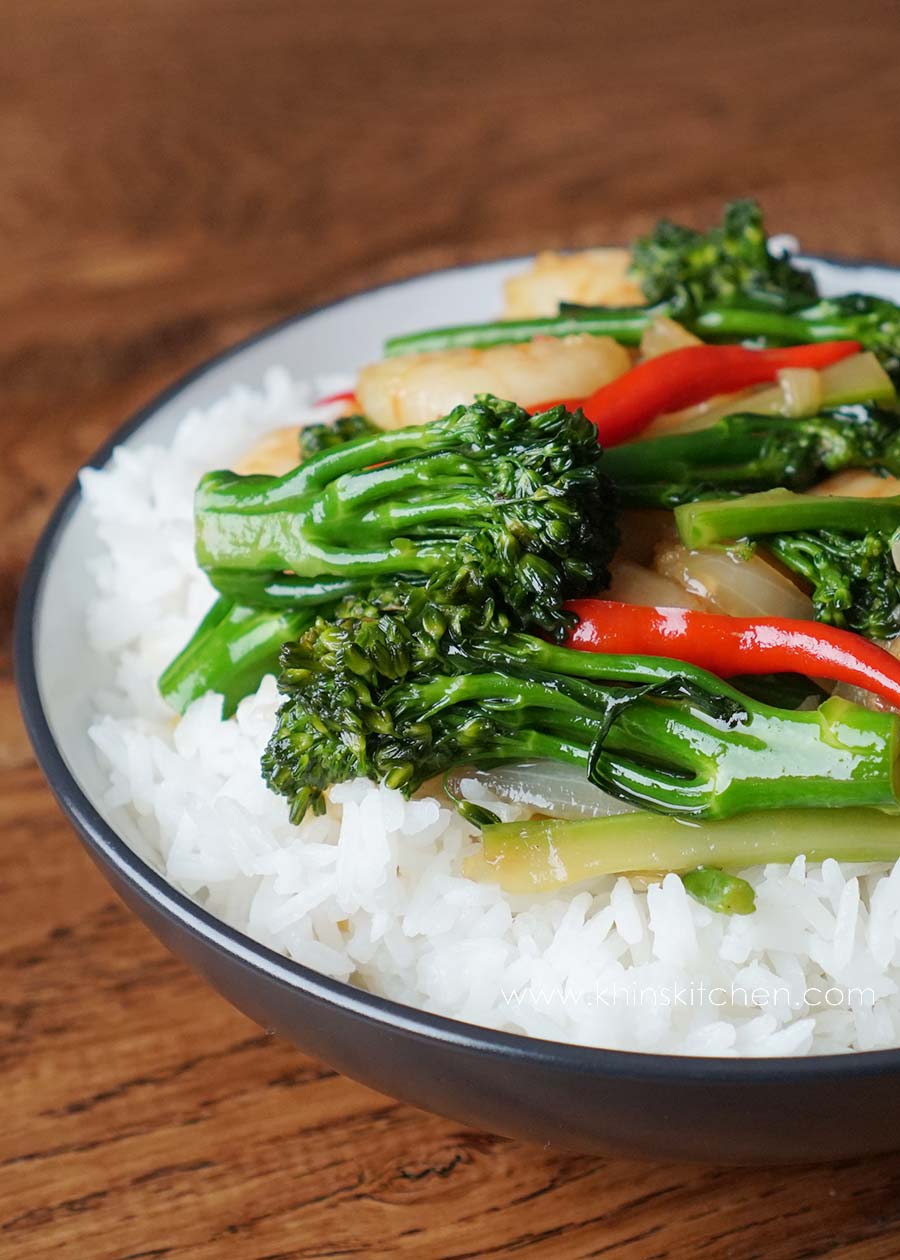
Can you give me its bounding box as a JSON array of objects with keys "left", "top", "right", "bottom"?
[{"left": 16, "top": 253, "right": 900, "bottom": 1164}]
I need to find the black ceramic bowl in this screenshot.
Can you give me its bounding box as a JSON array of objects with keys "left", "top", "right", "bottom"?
[{"left": 16, "top": 256, "right": 900, "bottom": 1164}]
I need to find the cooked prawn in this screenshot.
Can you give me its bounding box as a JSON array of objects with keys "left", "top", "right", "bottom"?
[
  {"left": 810, "top": 470, "right": 900, "bottom": 499},
  {"left": 234, "top": 426, "right": 302, "bottom": 475},
  {"left": 356, "top": 334, "right": 630, "bottom": 429},
  {"left": 503, "top": 249, "right": 644, "bottom": 318}
]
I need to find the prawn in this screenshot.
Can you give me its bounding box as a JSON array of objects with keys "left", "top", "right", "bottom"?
[
  {"left": 356, "top": 334, "right": 629, "bottom": 429},
  {"left": 503, "top": 248, "right": 644, "bottom": 318}
]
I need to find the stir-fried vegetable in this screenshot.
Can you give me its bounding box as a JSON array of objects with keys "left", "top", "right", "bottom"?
[
  {"left": 652, "top": 542, "right": 815, "bottom": 620},
  {"left": 631, "top": 199, "right": 818, "bottom": 308},
  {"left": 536, "top": 342, "right": 860, "bottom": 446},
  {"left": 565, "top": 599, "right": 900, "bottom": 711},
  {"left": 296, "top": 411, "right": 378, "bottom": 459},
  {"left": 641, "top": 352, "right": 895, "bottom": 438},
  {"left": 678, "top": 487, "right": 900, "bottom": 542},
  {"left": 385, "top": 202, "right": 900, "bottom": 382},
  {"left": 159, "top": 599, "right": 316, "bottom": 718},
  {"left": 162, "top": 199, "right": 900, "bottom": 918},
  {"left": 193, "top": 395, "right": 619, "bottom": 642},
  {"left": 469, "top": 808, "right": 900, "bottom": 895},
  {"left": 444, "top": 760, "right": 639, "bottom": 821},
  {"left": 676, "top": 490, "right": 900, "bottom": 639},
  {"left": 605, "top": 404, "right": 900, "bottom": 507},
  {"left": 679, "top": 868, "right": 756, "bottom": 915},
  {"left": 261, "top": 584, "right": 900, "bottom": 823}
]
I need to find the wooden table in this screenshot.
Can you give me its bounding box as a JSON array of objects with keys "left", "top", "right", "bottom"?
[{"left": 5, "top": 2, "right": 900, "bottom": 1255}]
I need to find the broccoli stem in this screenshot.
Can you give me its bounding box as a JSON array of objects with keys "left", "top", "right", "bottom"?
[
  {"left": 197, "top": 447, "right": 494, "bottom": 575},
  {"left": 270, "top": 595, "right": 900, "bottom": 820},
  {"left": 606, "top": 406, "right": 900, "bottom": 508},
  {"left": 688, "top": 304, "right": 851, "bottom": 344},
  {"left": 205, "top": 570, "right": 374, "bottom": 609},
  {"left": 676, "top": 488, "right": 900, "bottom": 549},
  {"left": 383, "top": 296, "right": 899, "bottom": 363},
  {"left": 190, "top": 396, "right": 622, "bottom": 640},
  {"left": 470, "top": 808, "right": 900, "bottom": 895},
  {"left": 673, "top": 491, "right": 900, "bottom": 640},
  {"left": 384, "top": 307, "right": 661, "bottom": 356},
  {"left": 198, "top": 511, "right": 451, "bottom": 579},
  {"left": 159, "top": 599, "right": 315, "bottom": 717},
  {"left": 682, "top": 868, "right": 756, "bottom": 915},
  {"left": 444, "top": 647, "right": 900, "bottom": 819}
]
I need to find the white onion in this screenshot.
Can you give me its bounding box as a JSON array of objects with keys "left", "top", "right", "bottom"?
[
  {"left": 643, "top": 366, "right": 821, "bottom": 439},
  {"left": 655, "top": 542, "right": 814, "bottom": 619},
  {"left": 445, "top": 761, "right": 639, "bottom": 821},
  {"left": 607, "top": 558, "right": 703, "bottom": 609},
  {"left": 639, "top": 316, "right": 701, "bottom": 359},
  {"left": 776, "top": 366, "right": 821, "bottom": 417},
  {"left": 641, "top": 387, "right": 757, "bottom": 437},
  {"left": 834, "top": 638, "right": 900, "bottom": 714}
]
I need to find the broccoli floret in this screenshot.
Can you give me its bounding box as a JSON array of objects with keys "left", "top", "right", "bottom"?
[
  {"left": 605, "top": 404, "right": 900, "bottom": 508},
  {"left": 261, "top": 585, "right": 900, "bottom": 823},
  {"left": 193, "top": 395, "right": 619, "bottom": 640},
  {"left": 161, "top": 412, "right": 385, "bottom": 717},
  {"left": 767, "top": 529, "right": 900, "bottom": 640},
  {"left": 676, "top": 489, "right": 900, "bottom": 640},
  {"left": 630, "top": 198, "right": 818, "bottom": 309},
  {"left": 297, "top": 412, "right": 380, "bottom": 461},
  {"left": 386, "top": 202, "right": 900, "bottom": 380}
]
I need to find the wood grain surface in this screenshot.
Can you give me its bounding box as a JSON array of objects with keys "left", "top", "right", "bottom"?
[{"left": 5, "top": 2, "right": 900, "bottom": 1256}]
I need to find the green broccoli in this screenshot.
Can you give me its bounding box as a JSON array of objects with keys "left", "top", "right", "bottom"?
[
  {"left": 193, "top": 395, "right": 619, "bottom": 640},
  {"left": 676, "top": 489, "right": 900, "bottom": 640},
  {"left": 605, "top": 404, "right": 900, "bottom": 508},
  {"left": 384, "top": 201, "right": 900, "bottom": 381},
  {"left": 630, "top": 198, "right": 818, "bottom": 309},
  {"left": 297, "top": 412, "right": 380, "bottom": 461},
  {"left": 261, "top": 585, "right": 900, "bottom": 823},
  {"left": 158, "top": 599, "right": 317, "bottom": 718},
  {"left": 161, "top": 396, "right": 620, "bottom": 717}
]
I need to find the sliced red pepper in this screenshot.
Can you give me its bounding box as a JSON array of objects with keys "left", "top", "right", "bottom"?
[
  {"left": 534, "top": 340, "right": 861, "bottom": 446},
  {"left": 565, "top": 599, "right": 900, "bottom": 711},
  {"left": 316, "top": 389, "right": 359, "bottom": 408}
]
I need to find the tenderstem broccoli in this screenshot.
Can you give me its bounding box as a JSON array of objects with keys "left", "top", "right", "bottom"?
[
  {"left": 158, "top": 599, "right": 317, "bottom": 718},
  {"left": 296, "top": 412, "right": 379, "bottom": 460},
  {"left": 676, "top": 489, "right": 900, "bottom": 640},
  {"left": 385, "top": 202, "right": 900, "bottom": 380},
  {"left": 630, "top": 198, "right": 818, "bottom": 308},
  {"left": 261, "top": 586, "right": 900, "bottom": 823},
  {"left": 473, "top": 808, "right": 900, "bottom": 895},
  {"left": 192, "top": 395, "right": 620, "bottom": 639},
  {"left": 160, "top": 396, "right": 620, "bottom": 716},
  {"left": 605, "top": 404, "right": 900, "bottom": 508}
]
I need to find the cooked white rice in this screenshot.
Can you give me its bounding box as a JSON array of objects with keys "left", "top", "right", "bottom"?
[{"left": 81, "top": 367, "right": 900, "bottom": 1057}]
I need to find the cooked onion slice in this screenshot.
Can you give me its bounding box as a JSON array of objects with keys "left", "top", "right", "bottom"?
[
  {"left": 445, "top": 761, "right": 638, "bottom": 821},
  {"left": 655, "top": 542, "right": 814, "bottom": 619},
  {"left": 639, "top": 316, "right": 701, "bottom": 359},
  {"left": 643, "top": 365, "right": 821, "bottom": 438},
  {"left": 607, "top": 558, "right": 703, "bottom": 610},
  {"left": 833, "top": 638, "right": 900, "bottom": 715},
  {"left": 777, "top": 366, "right": 821, "bottom": 418}
]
